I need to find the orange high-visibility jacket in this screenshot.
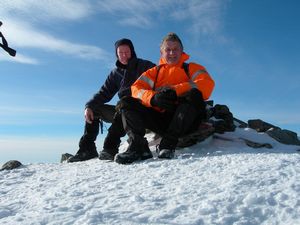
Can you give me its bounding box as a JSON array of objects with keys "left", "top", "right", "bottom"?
[{"left": 131, "top": 52, "right": 215, "bottom": 109}]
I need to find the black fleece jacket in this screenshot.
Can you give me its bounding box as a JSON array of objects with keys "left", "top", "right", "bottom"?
[{"left": 85, "top": 57, "right": 155, "bottom": 112}]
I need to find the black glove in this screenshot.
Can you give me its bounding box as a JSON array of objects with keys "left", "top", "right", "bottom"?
[{"left": 150, "top": 88, "right": 177, "bottom": 111}]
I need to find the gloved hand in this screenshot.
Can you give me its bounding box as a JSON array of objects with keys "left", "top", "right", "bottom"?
[{"left": 150, "top": 88, "right": 177, "bottom": 111}]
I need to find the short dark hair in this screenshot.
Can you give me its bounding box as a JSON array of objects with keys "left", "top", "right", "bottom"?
[{"left": 160, "top": 32, "right": 183, "bottom": 50}]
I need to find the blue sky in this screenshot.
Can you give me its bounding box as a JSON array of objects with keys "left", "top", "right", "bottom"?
[{"left": 1, "top": 0, "right": 299, "bottom": 163}]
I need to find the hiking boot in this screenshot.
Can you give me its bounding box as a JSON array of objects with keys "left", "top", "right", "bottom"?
[
  {"left": 67, "top": 149, "right": 98, "bottom": 163},
  {"left": 114, "top": 147, "right": 153, "bottom": 164},
  {"left": 99, "top": 149, "right": 118, "bottom": 160},
  {"left": 115, "top": 136, "right": 152, "bottom": 164},
  {"left": 157, "top": 149, "right": 175, "bottom": 159},
  {"left": 114, "top": 149, "right": 141, "bottom": 164},
  {"left": 141, "top": 143, "right": 153, "bottom": 160},
  {"left": 157, "top": 135, "right": 176, "bottom": 159}
]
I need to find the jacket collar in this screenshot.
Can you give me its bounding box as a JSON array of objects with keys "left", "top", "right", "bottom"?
[{"left": 115, "top": 57, "right": 137, "bottom": 69}]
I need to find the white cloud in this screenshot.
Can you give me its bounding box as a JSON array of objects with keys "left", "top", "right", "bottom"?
[
  {"left": 0, "top": 105, "right": 81, "bottom": 125},
  {"left": 170, "top": 0, "right": 225, "bottom": 36},
  {"left": 1, "top": 0, "right": 92, "bottom": 22},
  {"left": 119, "top": 16, "right": 152, "bottom": 28},
  {"left": 95, "top": 0, "right": 226, "bottom": 36},
  {"left": 0, "top": 106, "right": 80, "bottom": 115},
  {"left": 0, "top": 0, "right": 227, "bottom": 64},
  {"left": 0, "top": 136, "right": 79, "bottom": 163},
  {"left": 0, "top": 1, "right": 109, "bottom": 63},
  {"left": 0, "top": 136, "right": 76, "bottom": 150},
  {"left": 1, "top": 19, "right": 109, "bottom": 62},
  {"left": 95, "top": 0, "right": 157, "bottom": 27},
  {"left": 0, "top": 53, "right": 38, "bottom": 64}
]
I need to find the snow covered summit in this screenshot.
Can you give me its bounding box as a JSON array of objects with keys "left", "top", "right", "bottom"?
[{"left": 1, "top": 127, "right": 300, "bottom": 225}]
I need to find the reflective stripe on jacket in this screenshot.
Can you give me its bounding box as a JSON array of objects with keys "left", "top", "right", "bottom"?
[{"left": 131, "top": 52, "right": 215, "bottom": 108}]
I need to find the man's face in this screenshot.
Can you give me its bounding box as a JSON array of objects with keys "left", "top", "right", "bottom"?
[
  {"left": 160, "top": 40, "right": 183, "bottom": 65},
  {"left": 117, "top": 45, "right": 131, "bottom": 65}
]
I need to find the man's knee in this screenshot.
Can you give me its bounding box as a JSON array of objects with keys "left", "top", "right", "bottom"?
[
  {"left": 181, "top": 88, "right": 205, "bottom": 111},
  {"left": 116, "top": 96, "right": 141, "bottom": 112}
]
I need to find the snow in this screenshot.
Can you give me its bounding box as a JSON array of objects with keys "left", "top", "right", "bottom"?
[{"left": 1, "top": 127, "right": 300, "bottom": 225}]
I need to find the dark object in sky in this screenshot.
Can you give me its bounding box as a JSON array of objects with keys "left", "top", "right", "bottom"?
[{"left": 0, "top": 21, "right": 17, "bottom": 57}]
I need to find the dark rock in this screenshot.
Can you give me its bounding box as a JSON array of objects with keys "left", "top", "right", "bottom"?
[
  {"left": 267, "top": 128, "right": 300, "bottom": 146},
  {"left": 247, "top": 119, "right": 300, "bottom": 145},
  {"left": 248, "top": 119, "right": 279, "bottom": 132},
  {"left": 209, "top": 119, "right": 227, "bottom": 134},
  {"left": 214, "top": 135, "right": 273, "bottom": 149},
  {"left": 210, "top": 104, "right": 236, "bottom": 133},
  {"left": 0, "top": 160, "right": 22, "bottom": 171},
  {"left": 233, "top": 118, "right": 248, "bottom": 128},
  {"left": 60, "top": 153, "right": 74, "bottom": 163},
  {"left": 177, "top": 122, "right": 215, "bottom": 148},
  {"left": 240, "top": 138, "right": 273, "bottom": 149}
]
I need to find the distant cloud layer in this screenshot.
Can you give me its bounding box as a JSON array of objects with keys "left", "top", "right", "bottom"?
[
  {"left": 95, "top": 0, "right": 225, "bottom": 35},
  {"left": 1, "top": 0, "right": 226, "bottom": 64},
  {"left": 1, "top": 0, "right": 104, "bottom": 64},
  {"left": 1, "top": 0, "right": 92, "bottom": 21}
]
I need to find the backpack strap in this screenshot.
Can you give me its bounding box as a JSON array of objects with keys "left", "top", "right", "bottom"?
[
  {"left": 182, "top": 62, "right": 190, "bottom": 78},
  {"left": 152, "top": 63, "right": 190, "bottom": 90},
  {"left": 153, "top": 65, "right": 162, "bottom": 90}
]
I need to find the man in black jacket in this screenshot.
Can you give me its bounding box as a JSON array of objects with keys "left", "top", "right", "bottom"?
[{"left": 68, "top": 38, "right": 155, "bottom": 162}]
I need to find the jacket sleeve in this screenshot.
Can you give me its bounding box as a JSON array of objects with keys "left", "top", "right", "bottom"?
[
  {"left": 85, "top": 70, "right": 119, "bottom": 111},
  {"left": 143, "top": 60, "right": 156, "bottom": 72},
  {"left": 131, "top": 67, "right": 158, "bottom": 107},
  {"left": 173, "top": 63, "right": 215, "bottom": 100},
  {"left": 134, "top": 59, "right": 156, "bottom": 75}
]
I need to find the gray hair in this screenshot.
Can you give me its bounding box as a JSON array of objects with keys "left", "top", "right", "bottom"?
[{"left": 160, "top": 32, "right": 183, "bottom": 50}]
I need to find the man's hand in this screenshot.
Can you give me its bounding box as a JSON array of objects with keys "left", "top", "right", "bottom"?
[
  {"left": 84, "top": 108, "right": 94, "bottom": 124},
  {"left": 150, "top": 88, "right": 177, "bottom": 111}
]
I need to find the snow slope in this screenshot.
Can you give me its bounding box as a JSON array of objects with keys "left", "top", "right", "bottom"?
[{"left": 1, "top": 128, "right": 300, "bottom": 225}]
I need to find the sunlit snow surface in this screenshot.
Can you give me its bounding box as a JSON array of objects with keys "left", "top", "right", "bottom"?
[{"left": 1, "top": 127, "right": 300, "bottom": 225}]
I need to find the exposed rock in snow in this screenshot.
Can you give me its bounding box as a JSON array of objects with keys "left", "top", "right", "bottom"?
[{"left": 0, "top": 160, "right": 22, "bottom": 171}]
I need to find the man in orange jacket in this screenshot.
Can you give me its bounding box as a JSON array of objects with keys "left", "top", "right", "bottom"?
[{"left": 115, "top": 33, "right": 215, "bottom": 164}]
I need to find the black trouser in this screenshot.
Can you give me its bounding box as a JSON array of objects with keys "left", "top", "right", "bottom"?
[
  {"left": 79, "top": 104, "right": 126, "bottom": 150},
  {"left": 119, "top": 89, "right": 206, "bottom": 150}
]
